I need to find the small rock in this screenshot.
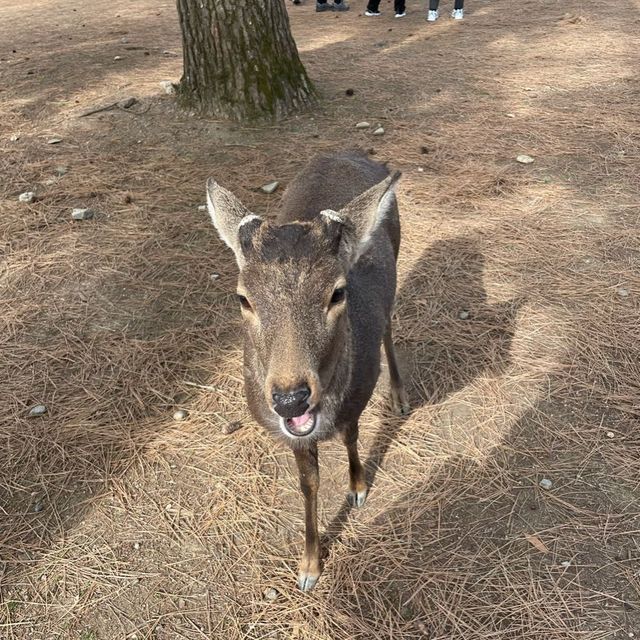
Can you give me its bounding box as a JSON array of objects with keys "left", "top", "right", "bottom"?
[
  {"left": 33, "top": 501, "right": 44, "bottom": 513},
  {"left": 173, "top": 409, "right": 188, "bottom": 421},
  {"left": 263, "top": 587, "right": 278, "bottom": 601},
  {"left": 561, "top": 560, "right": 571, "bottom": 567},
  {"left": 47, "top": 137, "right": 63, "bottom": 144},
  {"left": 458, "top": 310, "right": 470, "bottom": 320},
  {"left": 114, "top": 55, "right": 123, "bottom": 61},
  {"left": 133, "top": 542, "right": 141, "bottom": 550},
  {"left": 417, "top": 167, "right": 424, "bottom": 172},
  {"left": 28, "top": 404, "right": 47, "bottom": 417},
  {"left": 355, "top": 121, "right": 370, "bottom": 129},
  {"left": 516, "top": 154, "right": 534, "bottom": 164},
  {"left": 606, "top": 431, "right": 615, "bottom": 438},
  {"left": 10, "top": 134, "right": 20, "bottom": 141},
  {"left": 372, "top": 126, "right": 385, "bottom": 136},
  {"left": 261, "top": 181, "right": 279, "bottom": 194},
  {"left": 539, "top": 478, "right": 553, "bottom": 490},
  {"left": 178, "top": 598, "right": 187, "bottom": 609},
  {"left": 616, "top": 287, "right": 629, "bottom": 297},
  {"left": 420, "top": 146, "right": 430, "bottom": 154},
  {"left": 18, "top": 191, "right": 36, "bottom": 203},
  {"left": 121, "top": 37, "right": 128, "bottom": 43},
  {"left": 118, "top": 97, "right": 137, "bottom": 109},
  {"left": 160, "top": 80, "right": 176, "bottom": 95},
  {"left": 345, "top": 88, "right": 354, "bottom": 96},
  {"left": 197, "top": 204, "right": 207, "bottom": 212},
  {"left": 505, "top": 113, "right": 516, "bottom": 118},
  {"left": 55, "top": 165, "right": 69, "bottom": 176},
  {"left": 71, "top": 208, "right": 95, "bottom": 221},
  {"left": 210, "top": 273, "right": 220, "bottom": 281},
  {"left": 524, "top": 87, "right": 535, "bottom": 92},
  {"left": 162, "top": 50, "right": 178, "bottom": 56}
]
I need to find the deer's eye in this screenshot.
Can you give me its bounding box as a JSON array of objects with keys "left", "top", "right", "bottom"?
[
  {"left": 329, "top": 287, "right": 346, "bottom": 307},
  {"left": 237, "top": 294, "right": 252, "bottom": 311}
]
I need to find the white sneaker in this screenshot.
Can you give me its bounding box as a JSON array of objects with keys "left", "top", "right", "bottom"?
[
  {"left": 451, "top": 8, "right": 464, "bottom": 19},
  {"left": 364, "top": 9, "right": 381, "bottom": 15},
  {"left": 395, "top": 11, "right": 406, "bottom": 17},
  {"left": 426, "top": 9, "right": 439, "bottom": 21}
]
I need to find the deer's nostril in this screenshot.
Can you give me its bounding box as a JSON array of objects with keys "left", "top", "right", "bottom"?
[{"left": 271, "top": 385, "right": 312, "bottom": 418}]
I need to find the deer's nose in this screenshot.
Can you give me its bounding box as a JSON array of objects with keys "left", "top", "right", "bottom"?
[{"left": 271, "top": 385, "right": 311, "bottom": 418}]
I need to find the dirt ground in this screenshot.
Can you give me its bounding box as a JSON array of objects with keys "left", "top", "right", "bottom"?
[{"left": 1, "top": 0, "right": 639, "bottom": 638}]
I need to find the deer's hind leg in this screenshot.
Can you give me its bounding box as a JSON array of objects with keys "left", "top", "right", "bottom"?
[{"left": 384, "top": 325, "right": 410, "bottom": 416}]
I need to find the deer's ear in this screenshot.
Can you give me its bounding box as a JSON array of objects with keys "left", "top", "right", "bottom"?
[
  {"left": 206, "top": 178, "right": 262, "bottom": 268},
  {"left": 333, "top": 171, "right": 401, "bottom": 267}
]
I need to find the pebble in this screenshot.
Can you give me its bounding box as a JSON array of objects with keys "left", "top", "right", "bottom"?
[
  {"left": 372, "top": 126, "right": 385, "bottom": 136},
  {"left": 561, "top": 560, "right": 571, "bottom": 567},
  {"left": 261, "top": 181, "right": 279, "bottom": 194},
  {"left": 197, "top": 204, "right": 207, "bottom": 211},
  {"left": 114, "top": 55, "right": 123, "bottom": 61},
  {"left": 133, "top": 542, "right": 141, "bottom": 550},
  {"left": 28, "top": 404, "right": 47, "bottom": 417},
  {"left": 18, "top": 191, "right": 36, "bottom": 203},
  {"left": 121, "top": 37, "right": 128, "bottom": 43},
  {"left": 55, "top": 165, "right": 69, "bottom": 176},
  {"left": 173, "top": 409, "right": 188, "bottom": 421},
  {"left": 71, "top": 208, "right": 95, "bottom": 221},
  {"left": 417, "top": 167, "right": 424, "bottom": 172},
  {"left": 355, "top": 121, "right": 370, "bottom": 129},
  {"left": 210, "top": 273, "right": 220, "bottom": 281},
  {"left": 47, "top": 137, "right": 63, "bottom": 144},
  {"left": 33, "top": 501, "right": 44, "bottom": 513},
  {"left": 160, "top": 80, "right": 176, "bottom": 95},
  {"left": 162, "top": 50, "right": 178, "bottom": 56},
  {"left": 606, "top": 431, "right": 615, "bottom": 438},
  {"left": 516, "top": 154, "right": 535, "bottom": 164},
  {"left": 178, "top": 598, "right": 187, "bottom": 609},
  {"left": 263, "top": 587, "right": 278, "bottom": 601},
  {"left": 118, "top": 97, "right": 137, "bottom": 109},
  {"left": 10, "top": 134, "right": 20, "bottom": 141},
  {"left": 616, "top": 287, "right": 629, "bottom": 297},
  {"left": 539, "top": 478, "right": 553, "bottom": 490},
  {"left": 458, "top": 310, "right": 470, "bottom": 320},
  {"left": 505, "top": 113, "right": 515, "bottom": 118}
]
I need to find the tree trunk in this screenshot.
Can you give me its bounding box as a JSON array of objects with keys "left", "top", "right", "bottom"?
[{"left": 176, "top": 0, "right": 316, "bottom": 121}]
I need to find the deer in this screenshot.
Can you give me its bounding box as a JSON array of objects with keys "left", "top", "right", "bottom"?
[{"left": 206, "top": 149, "right": 409, "bottom": 591}]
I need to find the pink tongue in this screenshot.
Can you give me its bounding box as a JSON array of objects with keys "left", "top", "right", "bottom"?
[{"left": 289, "top": 411, "right": 312, "bottom": 428}]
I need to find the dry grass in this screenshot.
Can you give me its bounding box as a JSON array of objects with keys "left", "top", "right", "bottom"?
[{"left": 1, "top": 0, "right": 639, "bottom": 638}]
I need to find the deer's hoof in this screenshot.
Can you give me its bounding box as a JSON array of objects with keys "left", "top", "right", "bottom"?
[
  {"left": 297, "top": 570, "right": 320, "bottom": 592},
  {"left": 391, "top": 387, "right": 410, "bottom": 416},
  {"left": 348, "top": 488, "right": 368, "bottom": 508}
]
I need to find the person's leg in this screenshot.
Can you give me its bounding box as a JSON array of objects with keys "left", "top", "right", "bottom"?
[
  {"left": 394, "top": 0, "right": 406, "bottom": 15},
  {"left": 429, "top": 0, "right": 440, "bottom": 9},
  {"left": 366, "top": 0, "right": 381, "bottom": 13},
  {"left": 454, "top": 0, "right": 464, "bottom": 8}
]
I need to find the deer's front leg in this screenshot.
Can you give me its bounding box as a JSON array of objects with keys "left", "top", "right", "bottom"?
[
  {"left": 343, "top": 422, "right": 368, "bottom": 507},
  {"left": 294, "top": 443, "right": 321, "bottom": 592}
]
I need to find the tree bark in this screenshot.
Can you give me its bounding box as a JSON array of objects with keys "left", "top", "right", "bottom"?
[{"left": 176, "top": 0, "right": 316, "bottom": 121}]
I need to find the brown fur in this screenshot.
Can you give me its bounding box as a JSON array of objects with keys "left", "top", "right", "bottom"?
[{"left": 206, "top": 149, "right": 409, "bottom": 591}]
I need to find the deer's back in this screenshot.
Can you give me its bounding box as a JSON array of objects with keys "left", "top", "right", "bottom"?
[{"left": 278, "top": 150, "right": 400, "bottom": 424}]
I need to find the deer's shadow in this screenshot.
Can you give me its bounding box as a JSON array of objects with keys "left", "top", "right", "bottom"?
[{"left": 322, "top": 235, "right": 523, "bottom": 548}]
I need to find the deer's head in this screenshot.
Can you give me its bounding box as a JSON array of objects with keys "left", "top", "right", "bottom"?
[{"left": 206, "top": 173, "right": 399, "bottom": 440}]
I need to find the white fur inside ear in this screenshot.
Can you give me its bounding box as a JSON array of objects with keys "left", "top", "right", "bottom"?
[
  {"left": 321, "top": 209, "right": 344, "bottom": 223},
  {"left": 239, "top": 214, "right": 261, "bottom": 227}
]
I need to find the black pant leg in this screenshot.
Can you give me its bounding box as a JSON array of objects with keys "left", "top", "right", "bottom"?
[
  {"left": 429, "top": 0, "right": 440, "bottom": 9},
  {"left": 367, "top": 0, "right": 381, "bottom": 10},
  {"left": 394, "top": 0, "right": 406, "bottom": 12},
  {"left": 454, "top": 0, "right": 464, "bottom": 8}
]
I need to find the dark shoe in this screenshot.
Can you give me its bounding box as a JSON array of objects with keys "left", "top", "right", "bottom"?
[
  {"left": 316, "top": 1, "right": 333, "bottom": 10},
  {"left": 334, "top": 1, "right": 350, "bottom": 9}
]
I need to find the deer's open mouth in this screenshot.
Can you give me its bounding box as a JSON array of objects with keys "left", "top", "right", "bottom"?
[{"left": 283, "top": 410, "right": 317, "bottom": 437}]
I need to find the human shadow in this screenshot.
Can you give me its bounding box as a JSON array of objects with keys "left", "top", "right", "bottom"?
[{"left": 322, "top": 235, "right": 523, "bottom": 549}]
